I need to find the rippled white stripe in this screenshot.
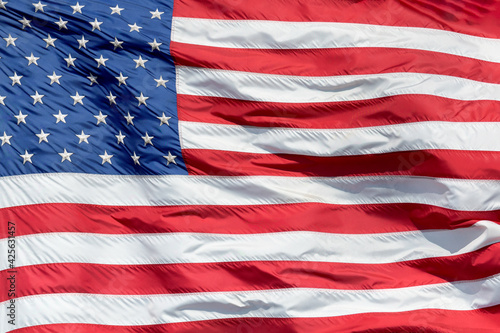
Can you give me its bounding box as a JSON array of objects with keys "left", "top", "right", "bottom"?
[
  {"left": 172, "top": 18, "right": 500, "bottom": 64},
  {"left": 2, "top": 174, "right": 500, "bottom": 211},
  {"left": 180, "top": 121, "right": 500, "bottom": 156},
  {"left": 3, "top": 274, "right": 500, "bottom": 331},
  {"left": 176, "top": 66, "right": 500, "bottom": 103},
  {"left": 1, "top": 221, "right": 499, "bottom": 270}
]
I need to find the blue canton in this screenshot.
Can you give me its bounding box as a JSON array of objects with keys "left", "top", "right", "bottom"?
[{"left": 0, "top": 0, "right": 186, "bottom": 176}]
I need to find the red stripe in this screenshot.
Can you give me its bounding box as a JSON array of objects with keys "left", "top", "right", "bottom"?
[
  {"left": 2, "top": 202, "right": 499, "bottom": 237},
  {"left": 183, "top": 149, "right": 500, "bottom": 179},
  {"left": 172, "top": 43, "right": 500, "bottom": 83},
  {"left": 13, "top": 305, "right": 500, "bottom": 332},
  {"left": 177, "top": 94, "right": 500, "bottom": 129},
  {"left": 173, "top": 0, "right": 500, "bottom": 39},
  {"left": 5, "top": 243, "right": 500, "bottom": 302}
]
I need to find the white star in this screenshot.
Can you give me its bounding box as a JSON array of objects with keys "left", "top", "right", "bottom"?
[
  {"left": 154, "top": 76, "right": 169, "bottom": 88},
  {"left": 70, "top": 91, "right": 85, "bottom": 105},
  {"left": 18, "top": 17, "right": 32, "bottom": 29},
  {"left": 55, "top": 17, "right": 68, "bottom": 30},
  {"left": 0, "top": 1, "right": 7, "bottom": 10},
  {"left": 76, "top": 130, "right": 90, "bottom": 144},
  {"left": 65, "top": 54, "right": 77, "bottom": 67},
  {"left": 115, "top": 131, "right": 126, "bottom": 144},
  {"left": 110, "top": 5, "right": 123, "bottom": 15},
  {"left": 106, "top": 91, "right": 117, "bottom": 105},
  {"left": 14, "top": 111, "right": 28, "bottom": 125},
  {"left": 0, "top": 96, "right": 5, "bottom": 105},
  {"left": 47, "top": 71, "right": 62, "bottom": 85},
  {"left": 89, "top": 18, "right": 103, "bottom": 31},
  {"left": 25, "top": 53, "right": 40, "bottom": 66},
  {"left": 94, "top": 111, "right": 107, "bottom": 125},
  {"left": 141, "top": 132, "right": 154, "bottom": 146},
  {"left": 157, "top": 113, "right": 171, "bottom": 126},
  {"left": 35, "top": 129, "right": 50, "bottom": 143},
  {"left": 53, "top": 110, "right": 68, "bottom": 123},
  {"left": 133, "top": 55, "right": 148, "bottom": 68},
  {"left": 59, "top": 148, "right": 73, "bottom": 162},
  {"left": 131, "top": 152, "right": 140, "bottom": 165},
  {"left": 163, "top": 151, "right": 177, "bottom": 166},
  {"left": 150, "top": 9, "right": 164, "bottom": 19},
  {"left": 31, "top": 91, "right": 44, "bottom": 105},
  {"left": 33, "top": 1, "right": 46, "bottom": 12},
  {"left": 148, "top": 38, "right": 162, "bottom": 52},
  {"left": 0, "top": 131, "right": 12, "bottom": 146},
  {"left": 9, "top": 72, "right": 22, "bottom": 86},
  {"left": 116, "top": 72, "right": 128, "bottom": 86},
  {"left": 71, "top": 2, "right": 84, "bottom": 14},
  {"left": 77, "top": 35, "right": 88, "bottom": 49},
  {"left": 43, "top": 34, "right": 57, "bottom": 48},
  {"left": 128, "top": 23, "right": 142, "bottom": 32},
  {"left": 95, "top": 55, "right": 108, "bottom": 68},
  {"left": 20, "top": 150, "right": 34, "bottom": 165},
  {"left": 99, "top": 151, "right": 113, "bottom": 164},
  {"left": 124, "top": 112, "right": 134, "bottom": 125},
  {"left": 136, "top": 93, "right": 149, "bottom": 106},
  {"left": 3, "top": 34, "right": 17, "bottom": 47},
  {"left": 110, "top": 37, "right": 123, "bottom": 50},
  {"left": 87, "top": 73, "right": 98, "bottom": 86}
]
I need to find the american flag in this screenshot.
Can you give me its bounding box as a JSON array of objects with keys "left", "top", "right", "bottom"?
[{"left": 1, "top": 0, "right": 500, "bottom": 331}]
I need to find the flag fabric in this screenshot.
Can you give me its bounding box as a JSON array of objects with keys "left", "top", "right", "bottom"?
[{"left": 1, "top": 0, "right": 500, "bottom": 331}]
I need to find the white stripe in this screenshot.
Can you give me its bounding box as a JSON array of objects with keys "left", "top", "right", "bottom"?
[
  {"left": 180, "top": 121, "right": 500, "bottom": 156},
  {"left": 172, "top": 18, "right": 500, "bottom": 64},
  {"left": 177, "top": 66, "right": 500, "bottom": 103},
  {"left": 1, "top": 221, "right": 499, "bottom": 270},
  {"left": 1, "top": 173, "right": 500, "bottom": 211},
  {"left": 3, "top": 274, "right": 500, "bottom": 331}
]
